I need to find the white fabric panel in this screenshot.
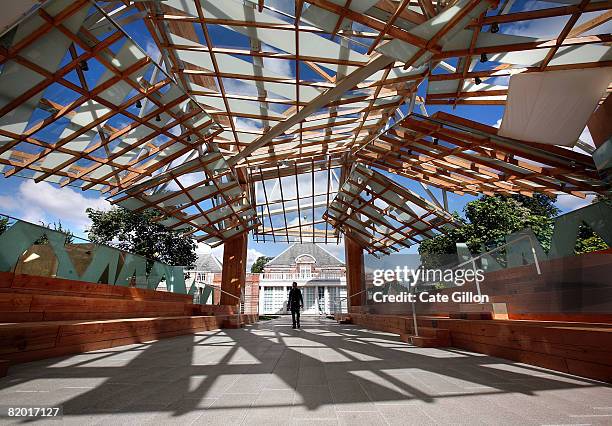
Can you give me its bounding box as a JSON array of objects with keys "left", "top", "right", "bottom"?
[
  {"left": 299, "top": 0, "right": 380, "bottom": 33},
  {"left": 498, "top": 68, "right": 612, "bottom": 146},
  {"left": 194, "top": 95, "right": 283, "bottom": 118},
  {"left": 33, "top": 38, "right": 159, "bottom": 177},
  {"left": 376, "top": 0, "right": 490, "bottom": 67},
  {"left": 490, "top": 44, "right": 612, "bottom": 67},
  {"left": 171, "top": 33, "right": 321, "bottom": 101},
  {"left": 168, "top": 0, "right": 369, "bottom": 72},
  {"left": 0, "top": 0, "right": 38, "bottom": 35},
  {"left": 0, "top": 4, "right": 89, "bottom": 146}
]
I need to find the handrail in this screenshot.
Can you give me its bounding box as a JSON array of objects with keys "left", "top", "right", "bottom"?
[
  {"left": 417, "top": 233, "right": 541, "bottom": 305},
  {"left": 199, "top": 282, "right": 241, "bottom": 300},
  {"left": 450, "top": 234, "right": 540, "bottom": 273}
]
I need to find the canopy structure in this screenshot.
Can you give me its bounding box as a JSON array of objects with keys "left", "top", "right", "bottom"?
[
  {"left": 0, "top": 0, "right": 610, "bottom": 250},
  {"left": 324, "top": 163, "right": 458, "bottom": 255}
]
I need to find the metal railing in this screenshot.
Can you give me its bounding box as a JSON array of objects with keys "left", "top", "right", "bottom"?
[
  {"left": 417, "top": 233, "right": 541, "bottom": 298},
  {"left": 192, "top": 282, "right": 260, "bottom": 315},
  {"left": 261, "top": 272, "right": 345, "bottom": 281}
]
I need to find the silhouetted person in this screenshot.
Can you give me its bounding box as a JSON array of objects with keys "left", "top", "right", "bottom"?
[{"left": 288, "top": 282, "right": 303, "bottom": 329}]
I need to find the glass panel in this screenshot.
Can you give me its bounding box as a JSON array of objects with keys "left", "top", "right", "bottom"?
[{"left": 0, "top": 213, "right": 187, "bottom": 294}]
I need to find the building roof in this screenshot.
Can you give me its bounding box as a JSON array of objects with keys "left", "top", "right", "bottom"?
[
  {"left": 192, "top": 253, "right": 222, "bottom": 273},
  {"left": 266, "top": 243, "right": 344, "bottom": 268}
]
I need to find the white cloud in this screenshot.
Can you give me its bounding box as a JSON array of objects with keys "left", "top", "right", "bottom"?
[
  {"left": 493, "top": 118, "right": 503, "bottom": 128},
  {"left": 319, "top": 242, "right": 345, "bottom": 261},
  {"left": 555, "top": 194, "right": 595, "bottom": 212},
  {"left": 263, "top": 57, "right": 293, "bottom": 77},
  {"left": 144, "top": 40, "right": 161, "bottom": 63},
  {"left": 196, "top": 242, "right": 224, "bottom": 258},
  {"left": 195, "top": 243, "right": 264, "bottom": 271},
  {"left": 0, "top": 180, "right": 111, "bottom": 234},
  {"left": 235, "top": 117, "right": 263, "bottom": 131},
  {"left": 247, "top": 248, "right": 265, "bottom": 270},
  {"left": 503, "top": 2, "right": 566, "bottom": 38}
]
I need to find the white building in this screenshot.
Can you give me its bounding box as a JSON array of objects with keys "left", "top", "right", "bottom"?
[
  {"left": 259, "top": 243, "right": 347, "bottom": 315},
  {"left": 185, "top": 253, "right": 222, "bottom": 304}
]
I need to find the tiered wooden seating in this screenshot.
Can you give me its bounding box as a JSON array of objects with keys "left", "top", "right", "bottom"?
[
  {"left": 0, "top": 272, "right": 196, "bottom": 322},
  {"left": 415, "top": 249, "right": 612, "bottom": 323},
  {"left": 0, "top": 272, "right": 256, "bottom": 373},
  {"left": 449, "top": 303, "right": 509, "bottom": 320},
  {"left": 0, "top": 316, "right": 226, "bottom": 365},
  {"left": 400, "top": 327, "right": 451, "bottom": 347},
  {"left": 347, "top": 312, "right": 612, "bottom": 383}
]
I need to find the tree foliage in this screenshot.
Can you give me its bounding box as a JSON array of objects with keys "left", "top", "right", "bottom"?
[
  {"left": 86, "top": 207, "right": 196, "bottom": 268},
  {"left": 574, "top": 223, "right": 608, "bottom": 255},
  {"left": 419, "top": 194, "right": 559, "bottom": 262},
  {"left": 251, "top": 255, "right": 273, "bottom": 273},
  {"left": 34, "top": 221, "right": 74, "bottom": 245}
]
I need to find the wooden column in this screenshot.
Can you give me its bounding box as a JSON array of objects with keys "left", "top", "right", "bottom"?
[
  {"left": 344, "top": 235, "right": 365, "bottom": 307},
  {"left": 220, "top": 232, "right": 248, "bottom": 306},
  {"left": 587, "top": 94, "right": 612, "bottom": 148}
]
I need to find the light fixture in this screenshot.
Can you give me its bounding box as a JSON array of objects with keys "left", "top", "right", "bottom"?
[
  {"left": 490, "top": 23, "right": 500, "bottom": 33},
  {"left": 135, "top": 100, "right": 142, "bottom": 109},
  {"left": 155, "top": 114, "right": 161, "bottom": 122},
  {"left": 79, "top": 60, "right": 88, "bottom": 71},
  {"left": 186, "top": 135, "right": 191, "bottom": 142},
  {"left": 480, "top": 53, "right": 488, "bottom": 63},
  {"left": 433, "top": 138, "right": 439, "bottom": 144},
  {"left": 474, "top": 76, "right": 482, "bottom": 85}
]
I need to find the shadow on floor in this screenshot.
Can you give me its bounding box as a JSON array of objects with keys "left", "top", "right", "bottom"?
[{"left": 1, "top": 316, "right": 610, "bottom": 424}]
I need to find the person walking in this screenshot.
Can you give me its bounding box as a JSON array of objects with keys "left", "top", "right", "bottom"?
[{"left": 288, "top": 282, "right": 303, "bottom": 329}]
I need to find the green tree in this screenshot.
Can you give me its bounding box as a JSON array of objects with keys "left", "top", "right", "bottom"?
[
  {"left": 419, "top": 194, "right": 558, "bottom": 262},
  {"left": 574, "top": 223, "right": 608, "bottom": 255},
  {"left": 34, "top": 221, "right": 74, "bottom": 245},
  {"left": 251, "top": 256, "right": 273, "bottom": 273},
  {"left": 0, "top": 216, "right": 8, "bottom": 234},
  {"left": 86, "top": 207, "right": 196, "bottom": 268}
]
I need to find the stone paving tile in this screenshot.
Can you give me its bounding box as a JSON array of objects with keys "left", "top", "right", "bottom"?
[
  {"left": 242, "top": 388, "right": 296, "bottom": 425},
  {"left": 291, "top": 384, "right": 338, "bottom": 420},
  {"left": 336, "top": 410, "right": 388, "bottom": 426},
  {"left": 194, "top": 392, "right": 257, "bottom": 424},
  {"left": 145, "top": 397, "right": 217, "bottom": 425},
  {"left": 1, "top": 316, "right": 611, "bottom": 426}
]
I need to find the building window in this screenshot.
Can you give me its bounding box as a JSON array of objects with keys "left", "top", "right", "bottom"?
[
  {"left": 318, "top": 286, "right": 325, "bottom": 312},
  {"left": 299, "top": 264, "right": 311, "bottom": 278},
  {"left": 302, "top": 287, "right": 315, "bottom": 310}
]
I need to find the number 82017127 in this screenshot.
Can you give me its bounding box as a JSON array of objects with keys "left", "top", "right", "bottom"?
[{"left": 3, "top": 406, "right": 62, "bottom": 418}]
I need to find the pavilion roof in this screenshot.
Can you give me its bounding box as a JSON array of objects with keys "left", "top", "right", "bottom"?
[{"left": 0, "top": 0, "right": 610, "bottom": 251}]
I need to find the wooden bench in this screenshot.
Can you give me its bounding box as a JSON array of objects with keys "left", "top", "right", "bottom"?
[
  {"left": 0, "top": 272, "right": 257, "bottom": 372},
  {"left": 349, "top": 312, "right": 612, "bottom": 383},
  {"left": 0, "top": 315, "right": 227, "bottom": 365}
]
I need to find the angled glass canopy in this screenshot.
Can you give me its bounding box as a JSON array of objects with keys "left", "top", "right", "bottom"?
[
  {"left": 325, "top": 163, "right": 458, "bottom": 255},
  {"left": 0, "top": 0, "right": 610, "bottom": 251}
]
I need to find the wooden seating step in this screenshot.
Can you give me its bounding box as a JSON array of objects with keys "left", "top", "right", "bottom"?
[
  {"left": 333, "top": 313, "right": 353, "bottom": 324},
  {"left": 0, "top": 315, "right": 232, "bottom": 367},
  {"left": 221, "top": 315, "right": 243, "bottom": 329},
  {"left": 400, "top": 334, "right": 451, "bottom": 348},
  {"left": 449, "top": 312, "right": 494, "bottom": 320},
  {"left": 351, "top": 312, "right": 612, "bottom": 383},
  {"left": 400, "top": 326, "right": 451, "bottom": 347}
]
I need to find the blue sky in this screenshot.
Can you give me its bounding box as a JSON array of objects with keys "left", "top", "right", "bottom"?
[{"left": 0, "top": 0, "right": 603, "bottom": 268}]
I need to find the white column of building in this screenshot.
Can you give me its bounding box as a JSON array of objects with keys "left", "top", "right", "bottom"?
[{"left": 258, "top": 286, "right": 265, "bottom": 314}]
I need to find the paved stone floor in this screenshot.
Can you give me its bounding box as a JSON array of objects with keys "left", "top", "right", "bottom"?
[{"left": 1, "top": 316, "right": 612, "bottom": 425}]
